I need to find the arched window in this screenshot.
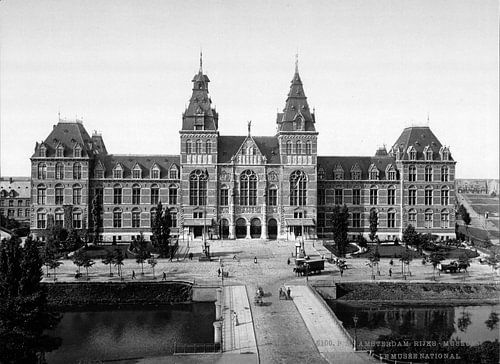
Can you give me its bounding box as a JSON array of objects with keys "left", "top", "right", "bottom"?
[
  {"left": 189, "top": 169, "right": 208, "bottom": 205},
  {"left": 73, "top": 162, "right": 82, "bottom": 180},
  {"left": 441, "top": 209, "right": 450, "bottom": 228},
  {"left": 268, "top": 185, "right": 278, "bottom": 206},
  {"left": 425, "top": 209, "right": 433, "bottom": 228},
  {"left": 305, "top": 140, "right": 312, "bottom": 155},
  {"left": 441, "top": 186, "right": 449, "bottom": 205},
  {"left": 55, "top": 163, "right": 64, "bottom": 180},
  {"left": 220, "top": 185, "right": 229, "bottom": 206},
  {"left": 286, "top": 140, "right": 292, "bottom": 154},
  {"left": 240, "top": 170, "right": 257, "bottom": 206},
  {"left": 73, "top": 184, "right": 82, "bottom": 205},
  {"left": 132, "top": 208, "right": 141, "bottom": 228},
  {"left": 425, "top": 165, "right": 433, "bottom": 182},
  {"left": 113, "top": 208, "right": 122, "bottom": 228},
  {"left": 186, "top": 140, "right": 192, "bottom": 154},
  {"left": 55, "top": 208, "right": 64, "bottom": 227},
  {"left": 387, "top": 185, "right": 396, "bottom": 205},
  {"left": 425, "top": 186, "right": 433, "bottom": 205},
  {"left": 408, "top": 208, "right": 417, "bottom": 224},
  {"left": 408, "top": 185, "right": 417, "bottom": 205},
  {"left": 408, "top": 165, "right": 416, "bottom": 182},
  {"left": 168, "top": 184, "right": 178, "bottom": 205},
  {"left": 196, "top": 140, "right": 202, "bottom": 154},
  {"left": 296, "top": 141, "right": 303, "bottom": 154},
  {"left": 387, "top": 208, "right": 396, "bottom": 228},
  {"left": 55, "top": 184, "right": 64, "bottom": 205},
  {"left": 38, "top": 163, "right": 47, "bottom": 180},
  {"left": 113, "top": 184, "right": 122, "bottom": 204},
  {"left": 369, "top": 185, "right": 378, "bottom": 205},
  {"left": 37, "top": 209, "right": 47, "bottom": 229},
  {"left": 72, "top": 208, "right": 82, "bottom": 229},
  {"left": 132, "top": 184, "right": 141, "bottom": 205},
  {"left": 206, "top": 140, "right": 212, "bottom": 154},
  {"left": 37, "top": 184, "right": 46, "bottom": 205},
  {"left": 290, "top": 170, "right": 307, "bottom": 206},
  {"left": 151, "top": 184, "right": 159, "bottom": 205},
  {"left": 441, "top": 166, "right": 449, "bottom": 182}
]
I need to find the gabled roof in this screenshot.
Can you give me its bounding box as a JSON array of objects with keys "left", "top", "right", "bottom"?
[
  {"left": 218, "top": 136, "right": 280, "bottom": 164},
  {"left": 391, "top": 126, "right": 452, "bottom": 161},
  {"left": 32, "top": 121, "right": 94, "bottom": 158},
  {"left": 318, "top": 155, "right": 396, "bottom": 180},
  {"left": 93, "top": 155, "right": 180, "bottom": 179}
]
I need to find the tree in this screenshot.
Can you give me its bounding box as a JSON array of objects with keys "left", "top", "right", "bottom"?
[
  {"left": 148, "top": 256, "right": 158, "bottom": 279},
  {"left": 151, "top": 201, "right": 172, "bottom": 258},
  {"left": 82, "top": 256, "right": 95, "bottom": 280},
  {"left": 369, "top": 210, "right": 378, "bottom": 242},
  {"left": 102, "top": 251, "right": 114, "bottom": 277},
  {"left": 429, "top": 252, "right": 444, "bottom": 280},
  {"left": 42, "top": 239, "right": 58, "bottom": 277},
  {"left": 113, "top": 248, "right": 124, "bottom": 278},
  {"left": 49, "top": 224, "right": 68, "bottom": 250},
  {"left": 458, "top": 204, "right": 471, "bottom": 231},
  {"left": 72, "top": 250, "right": 86, "bottom": 276},
  {"left": 368, "top": 246, "right": 380, "bottom": 279},
  {"left": 0, "top": 235, "right": 61, "bottom": 362},
  {"left": 133, "top": 234, "right": 150, "bottom": 275},
  {"left": 458, "top": 252, "right": 471, "bottom": 278},
  {"left": 331, "top": 204, "right": 349, "bottom": 256},
  {"left": 66, "top": 228, "right": 84, "bottom": 252},
  {"left": 48, "top": 259, "right": 63, "bottom": 282},
  {"left": 402, "top": 225, "right": 419, "bottom": 248},
  {"left": 400, "top": 249, "right": 413, "bottom": 277}
]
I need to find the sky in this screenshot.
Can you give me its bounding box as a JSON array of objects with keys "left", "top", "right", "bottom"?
[{"left": 0, "top": 0, "right": 498, "bottom": 179}]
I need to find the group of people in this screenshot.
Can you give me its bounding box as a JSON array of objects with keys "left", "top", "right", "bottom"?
[{"left": 279, "top": 286, "right": 292, "bottom": 300}]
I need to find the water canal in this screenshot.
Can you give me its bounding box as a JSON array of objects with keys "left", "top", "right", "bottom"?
[{"left": 45, "top": 303, "right": 215, "bottom": 363}]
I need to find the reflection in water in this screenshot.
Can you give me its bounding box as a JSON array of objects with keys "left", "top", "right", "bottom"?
[
  {"left": 329, "top": 302, "right": 499, "bottom": 350},
  {"left": 45, "top": 303, "right": 214, "bottom": 364}
]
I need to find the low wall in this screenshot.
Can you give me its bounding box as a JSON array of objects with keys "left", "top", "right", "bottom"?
[
  {"left": 43, "top": 281, "right": 193, "bottom": 308},
  {"left": 192, "top": 285, "right": 218, "bottom": 302}
]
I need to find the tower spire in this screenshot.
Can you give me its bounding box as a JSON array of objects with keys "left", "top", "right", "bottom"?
[
  {"left": 295, "top": 52, "right": 299, "bottom": 74},
  {"left": 199, "top": 50, "right": 203, "bottom": 73}
]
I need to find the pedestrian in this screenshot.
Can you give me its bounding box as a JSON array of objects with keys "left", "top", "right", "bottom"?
[
  {"left": 390, "top": 259, "right": 394, "bottom": 266},
  {"left": 132, "top": 270, "right": 136, "bottom": 279},
  {"left": 218, "top": 268, "right": 221, "bottom": 277},
  {"left": 162, "top": 272, "right": 166, "bottom": 281},
  {"left": 340, "top": 268, "right": 344, "bottom": 277},
  {"left": 287, "top": 258, "right": 290, "bottom": 265},
  {"left": 286, "top": 287, "right": 291, "bottom": 300},
  {"left": 189, "top": 252, "right": 193, "bottom": 260},
  {"left": 233, "top": 312, "right": 239, "bottom": 326},
  {"left": 389, "top": 268, "right": 392, "bottom": 277},
  {"left": 254, "top": 256, "right": 257, "bottom": 264},
  {"left": 279, "top": 287, "right": 283, "bottom": 299}
]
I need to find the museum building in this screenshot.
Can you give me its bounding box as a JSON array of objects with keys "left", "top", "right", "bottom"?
[{"left": 29, "top": 60, "right": 456, "bottom": 242}]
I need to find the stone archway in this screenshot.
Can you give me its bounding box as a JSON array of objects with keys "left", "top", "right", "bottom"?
[
  {"left": 250, "top": 218, "right": 261, "bottom": 239},
  {"left": 235, "top": 218, "right": 247, "bottom": 239},
  {"left": 220, "top": 218, "right": 229, "bottom": 239},
  {"left": 267, "top": 218, "right": 278, "bottom": 240}
]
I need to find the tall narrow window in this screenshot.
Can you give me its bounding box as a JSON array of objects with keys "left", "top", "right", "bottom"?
[
  {"left": 37, "top": 185, "right": 46, "bottom": 205},
  {"left": 132, "top": 167, "right": 141, "bottom": 179},
  {"left": 113, "top": 184, "right": 122, "bottom": 204},
  {"left": 56, "top": 147, "right": 64, "bottom": 158},
  {"left": 72, "top": 209, "right": 82, "bottom": 229},
  {"left": 441, "top": 166, "right": 449, "bottom": 182},
  {"left": 37, "top": 210, "right": 46, "bottom": 229},
  {"left": 408, "top": 165, "right": 416, "bottom": 182},
  {"left": 408, "top": 186, "right": 416, "bottom": 205},
  {"left": 113, "top": 208, "right": 122, "bottom": 228},
  {"left": 305, "top": 140, "right": 312, "bottom": 155},
  {"left": 132, "top": 184, "right": 141, "bottom": 205},
  {"left": 425, "top": 209, "right": 433, "bottom": 228},
  {"left": 268, "top": 185, "right": 278, "bottom": 206},
  {"left": 170, "top": 211, "right": 177, "bottom": 227},
  {"left": 38, "top": 163, "right": 47, "bottom": 180},
  {"left": 220, "top": 185, "right": 229, "bottom": 206},
  {"left": 441, "top": 187, "right": 449, "bottom": 205},
  {"left": 387, "top": 209, "right": 396, "bottom": 228},
  {"left": 425, "top": 186, "right": 433, "bottom": 205},
  {"left": 206, "top": 140, "right": 212, "bottom": 154},
  {"left": 387, "top": 186, "right": 396, "bottom": 205},
  {"left": 73, "top": 185, "right": 82, "bottom": 205},
  {"left": 352, "top": 189, "right": 361, "bottom": 205},
  {"left": 151, "top": 184, "right": 160, "bottom": 205},
  {"left": 169, "top": 166, "right": 178, "bottom": 179},
  {"left": 352, "top": 213, "right": 361, "bottom": 228},
  {"left": 318, "top": 189, "right": 325, "bottom": 205},
  {"left": 425, "top": 165, "right": 433, "bottom": 182},
  {"left": 73, "top": 163, "right": 82, "bottom": 180},
  {"left": 290, "top": 170, "right": 307, "bottom": 206},
  {"left": 74, "top": 146, "right": 82, "bottom": 158},
  {"left": 387, "top": 169, "right": 396, "bottom": 181},
  {"left": 334, "top": 189, "right": 343, "bottom": 205},
  {"left": 189, "top": 170, "right": 208, "bottom": 205},
  {"left": 196, "top": 140, "right": 202, "bottom": 154},
  {"left": 296, "top": 141, "right": 302, "bottom": 154},
  {"left": 286, "top": 140, "right": 292, "bottom": 154},
  {"left": 408, "top": 209, "right": 417, "bottom": 224},
  {"left": 240, "top": 170, "right": 257, "bottom": 206},
  {"left": 441, "top": 210, "right": 449, "bottom": 228},
  {"left": 55, "top": 184, "right": 64, "bottom": 205},
  {"left": 132, "top": 209, "right": 141, "bottom": 228},
  {"left": 369, "top": 186, "right": 378, "bottom": 205},
  {"left": 168, "top": 184, "right": 178, "bottom": 205},
  {"left": 186, "top": 140, "right": 192, "bottom": 154},
  {"left": 55, "top": 163, "right": 64, "bottom": 180},
  {"left": 55, "top": 209, "right": 64, "bottom": 227}
]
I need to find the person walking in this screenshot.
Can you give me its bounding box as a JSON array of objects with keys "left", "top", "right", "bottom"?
[
  {"left": 162, "top": 272, "right": 166, "bottom": 281},
  {"left": 340, "top": 268, "right": 344, "bottom": 277},
  {"left": 189, "top": 252, "right": 193, "bottom": 260},
  {"left": 217, "top": 268, "right": 221, "bottom": 277},
  {"left": 132, "top": 270, "right": 136, "bottom": 279},
  {"left": 287, "top": 257, "right": 290, "bottom": 265},
  {"left": 286, "top": 287, "right": 291, "bottom": 300},
  {"left": 389, "top": 268, "right": 392, "bottom": 277}
]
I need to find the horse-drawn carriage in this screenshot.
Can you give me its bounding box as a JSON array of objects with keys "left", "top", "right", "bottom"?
[{"left": 293, "top": 258, "right": 325, "bottom": 276}]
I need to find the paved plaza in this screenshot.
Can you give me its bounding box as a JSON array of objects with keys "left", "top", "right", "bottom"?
[{"left": 44, "top": 238, "right": 499, "bottom": 363}]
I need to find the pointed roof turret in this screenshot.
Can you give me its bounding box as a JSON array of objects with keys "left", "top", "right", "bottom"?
[
  {"left": 182, "top": 54, "right": 218, "bottom": 131},
  {"left": 277, "top": 57, "right": 316, "bottom": 132}
]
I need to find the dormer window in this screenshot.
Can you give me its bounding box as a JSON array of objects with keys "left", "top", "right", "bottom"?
[
  {"left": 351, "top": 164, "right": 362, "bottom": 180},
  {"left": 424, "top": 146, "right": 433, "bottom": 161},
  {"left": 408, "top": 146, "right": 417, "bottom": 160},
  {"left": 132, "top": 165, "right": 142, "bottom": 179},
  {"left": 334, "top": 164, "right": 344, "bottom": 180},
  {"left": 440, "top": 146, "right": 450, "bottom": 161},
  {"left": 94, "top": 168, "right": 104, "bottom": 179},
  {"left": 368, "top": 165, "right": 379, "bottom": 180},
  {"left": 169, "top": 165, "right": 179, "bottom": 179},
  {"left": 73, "top": 145, "right": 82, "bottom": 158},
  {"left": 56, "top": 146, "right": 64, "bottom": 158},
  {"left": 39, "top": 145, "right": 47, "bottom": 157},
  {"left": 318, "top": 167, "right": 325, "bottom": 180},
  {"left": 113, "top": 165, "right": 123, "bottom": 179},
  {"left": 386, "top": 165, "right": 397, "bottom": 181},
  {"left": 151, "top": 164, "right": 160, "bottom": 179}
]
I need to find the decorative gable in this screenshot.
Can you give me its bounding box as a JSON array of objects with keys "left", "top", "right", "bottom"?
[
  {"left": 112, "top": 163, "right": 124, "bottom": 179},
  {"left": 407, "top": 146, "right": 417, "bottom": 160},
  {"left": 333, "top": 164, "right": 344, "bottom": 180},
  {"left": 235, "top": 137, "right": 266, "bottom": 165},
  {"left": 368, "top": 164, "right": 379, "bottom": 180},
  {"left": 132, "top": 163, "right": 142, "bottom": 179},
  {"left": 423, "top": 145, "right": 433, "bottom": 160},
  {"left": 73, "top": 143, "right": 82, "bottom": 158},
  {"left": 439, "top": 146, "right": 450, "bottom": 161},
  {"left": 350, "top": 164, "right": 362, "bottom": 180},
  {"left": 385, "top": 164, "right": 397, "bottom": 180},
  {"left": 150, "top": 163, "right": 161, "bottom": 179}
]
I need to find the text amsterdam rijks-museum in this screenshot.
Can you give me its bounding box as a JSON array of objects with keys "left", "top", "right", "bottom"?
[{"left": 29, "top": 59, "right": 456, "bottom": 243}]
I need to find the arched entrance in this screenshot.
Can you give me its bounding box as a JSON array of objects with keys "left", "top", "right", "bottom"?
[
  {"left": 235, "top": 218, "right": 247, "bottom": 239},
  {"left": 250, "top": 218, "right": 261, "bottom": 239},
  {"left": 220, "top": 219, "right": 229, "bottom": 239},
  {"left": 267, "top": 218, "right": 277, "bottom": 240}
]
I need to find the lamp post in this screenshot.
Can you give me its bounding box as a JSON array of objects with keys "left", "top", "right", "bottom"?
[{"left": 353, "top": 314, "right": 359, "bottom": 351}]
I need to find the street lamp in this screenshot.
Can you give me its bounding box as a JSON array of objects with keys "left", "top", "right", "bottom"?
[{"left": 353, "top": 314, "right": 359, "bottom": 351}]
